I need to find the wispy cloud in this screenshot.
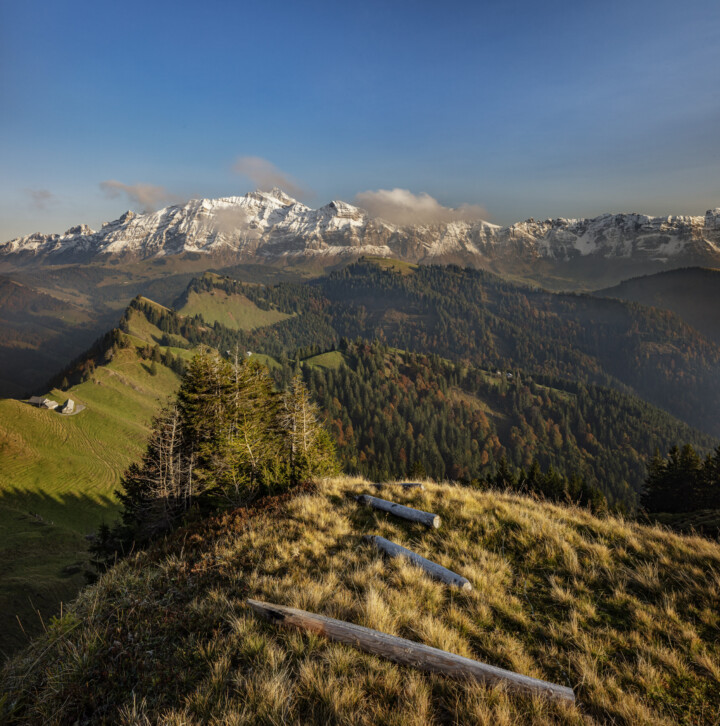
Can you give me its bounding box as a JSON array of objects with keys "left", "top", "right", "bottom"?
[
  {"left": 99, "top": 180, "right": 177, "bottom": 212},
  {"left": 233, "top": 156, "right": 308, "bottom": 199},
  {"left": 24, "top": 188, "right": 56, "bottom": 210},
  {"left": 354, "top": 188, "right": 489, "bottom": 226}
]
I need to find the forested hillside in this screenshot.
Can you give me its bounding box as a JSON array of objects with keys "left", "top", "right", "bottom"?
[
  {"left": 166, "top": 261, "right": 720, "bottom": 437},
  {"left": 5, "top": 270, "right": 716, "bottom": 656},
  {"left": 110, "top": 297, "right": 716, "bottom": 508},
  {"left": 291, "top": 342, "right": 713, "bottom": 507}
]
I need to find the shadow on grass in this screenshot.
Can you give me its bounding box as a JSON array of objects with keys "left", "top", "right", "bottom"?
[
  {"left": 0, "top": 487, "right": 118, "bottom": 531},
  {"left": 0, "top": 487, "right": 119, "bottom": 661}
]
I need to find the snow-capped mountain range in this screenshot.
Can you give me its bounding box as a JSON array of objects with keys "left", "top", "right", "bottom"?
[{"left": 2, "top": 188, "right": 720, "bottom": 268}]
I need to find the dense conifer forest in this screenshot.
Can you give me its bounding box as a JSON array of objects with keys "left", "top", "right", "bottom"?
[{"left": 643, "top": 444, "right": 720, "bottom": 513}]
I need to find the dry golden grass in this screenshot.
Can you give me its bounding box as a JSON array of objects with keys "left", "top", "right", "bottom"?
[{"left": 2, "top": 477, "right": 720, "bottom": 725}]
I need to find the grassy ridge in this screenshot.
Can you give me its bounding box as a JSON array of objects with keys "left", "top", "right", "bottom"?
[
  {"left": 0, "top": 342, "right": 183, "bottom": 657},
  {"left": 2, "top": 477, "right": 719, "bottom": 724}
]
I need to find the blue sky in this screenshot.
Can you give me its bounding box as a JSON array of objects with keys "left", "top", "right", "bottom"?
[{"left": 1, "top": 0, "right": 719, "bottom": 238}]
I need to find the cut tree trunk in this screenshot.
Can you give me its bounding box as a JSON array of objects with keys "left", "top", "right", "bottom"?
[
  {"left": 246, "top": 598, "right": 575, "bottom": 703},
  {"left": 356, "top": 494, "right": 440, "bottom": 528},
  {"left": 364, "top": 534, "right": 471, "bottom": 590}
]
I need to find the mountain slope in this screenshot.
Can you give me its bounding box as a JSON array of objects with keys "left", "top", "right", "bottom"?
[
  {"left": 3, "top": 478, "right": 719, "bottom": 725},
  {"left": 595, "top": 267, "right": 720, "bottom": 344},
  {"left": 0, "top": 312, "right": 190, "bottom": 656},
  {"left": 0, "top": 276, "right": 102, "bottom": 398},
  {"left": 296, "top": 342, "right": 715, "bottom": 506},
  {"left": 3, "top": 189, "right": 719, "bottom": 285},
  {"left": 165, "top": 262, "right": 720, "bottom": 437},
  {"left": 3, "top": 278, "right": 718, "bottom": 657}
]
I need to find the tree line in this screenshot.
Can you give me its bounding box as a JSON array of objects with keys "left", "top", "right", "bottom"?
[{"left": 642, "top": 444, "right": 720, "bottom": 513}]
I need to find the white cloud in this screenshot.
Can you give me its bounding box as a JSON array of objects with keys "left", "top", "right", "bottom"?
[
  {"left": 213, "top": 206, "right": 254, "bottom": 236},
  {"left": 354, "top": 188, "right": 488, "bottom": 226},
  {"left": 233, "top": 156, "right": 307, "bottom": 199},
  {"left": 99, "top": 180, "right": 176, "bottom": 212}
]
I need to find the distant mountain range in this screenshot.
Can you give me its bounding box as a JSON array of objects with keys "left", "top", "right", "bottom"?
[{"left": 3, "top": 188, "right": 720, "bottom": 274}]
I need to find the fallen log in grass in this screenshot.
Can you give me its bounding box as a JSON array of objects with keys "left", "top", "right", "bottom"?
[
  {"left": 246, "top": 598, "right": 575, "bottom": 703},
  {"left": 356, "top": 494, "right": 440, "bottom": 528},
  {"left": 364, "top": 534, "right": 472, "bottom": 590}
]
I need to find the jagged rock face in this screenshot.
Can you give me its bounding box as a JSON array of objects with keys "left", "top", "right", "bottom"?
[{"left": 2, "top": 188, "right": 719, "bottom": 267}]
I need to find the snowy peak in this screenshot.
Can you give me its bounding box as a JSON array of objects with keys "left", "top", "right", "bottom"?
[
  {"left": 321, "top": 200, "right": 362, "bottom": 217},
  {"left": 1, "top": 191, "right": 719, "bottom": 268},
  {"left": 262, "top": 187, "right": 300, "bottom": 206},
  {"left": 63, "top": 224, "right": 95, "bottom": 236}
]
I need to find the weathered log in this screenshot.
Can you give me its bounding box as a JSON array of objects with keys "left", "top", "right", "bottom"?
[
  {"left": 364, "top": 535, "right": 472, "bottom": 590},
  {"left": 246, "top": 598, "right": 575, "bottom": 703},
  {"left": 373, "top": 481, "right": 425, "bottom": 490},
  {"left": 357, "top": 494, "right": 440, "bottom": 528}
]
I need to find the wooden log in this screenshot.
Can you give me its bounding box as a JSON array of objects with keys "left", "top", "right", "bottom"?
[
  {"left": 357, "top": 494, "right": 440, "bottom": 528},
  {"left": 364, "top": 535, "right": 472, "bottom": 591},
  {"left": 373, "top": 481, "right": 425, "bottom": 490},
  {"left": 246, "top": 598, "right": 575, "bottom": 703}
]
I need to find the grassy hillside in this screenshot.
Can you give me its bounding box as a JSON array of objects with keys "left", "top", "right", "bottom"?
[
  {"left": 178, "top": 288, "right": 291, "bottom": 330},
  {"left": 2, "top": 477, "right": 719, "bottom": 724},
  {"left": 304, "top": 349, "right": 345, "bottom": 369},
  {"left": 0, "top": 317, "right": 187, "bottom": 657},
  {"left": 595, "top": 267, "right": 720, "bottom": 345}
]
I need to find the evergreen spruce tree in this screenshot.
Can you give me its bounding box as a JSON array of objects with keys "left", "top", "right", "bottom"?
[
  {"left": 642, "top": 445, "right": 703, "bottom": 513},
  {"left": 279, "top": 374, "right": 338, "bottom": 484},
  {"left": 116, "top": 405, "right": 187, "bottom": 544},
  {"left": 214, "top": 353, "right": 284, "bottom": 501},
  {"left": 176, "top": 347, "right": 234, "bottom": 492}
]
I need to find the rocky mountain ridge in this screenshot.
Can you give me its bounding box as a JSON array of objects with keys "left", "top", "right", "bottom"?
[{"left": 3, "top": 188, "right": 720, "bottom": 267}]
